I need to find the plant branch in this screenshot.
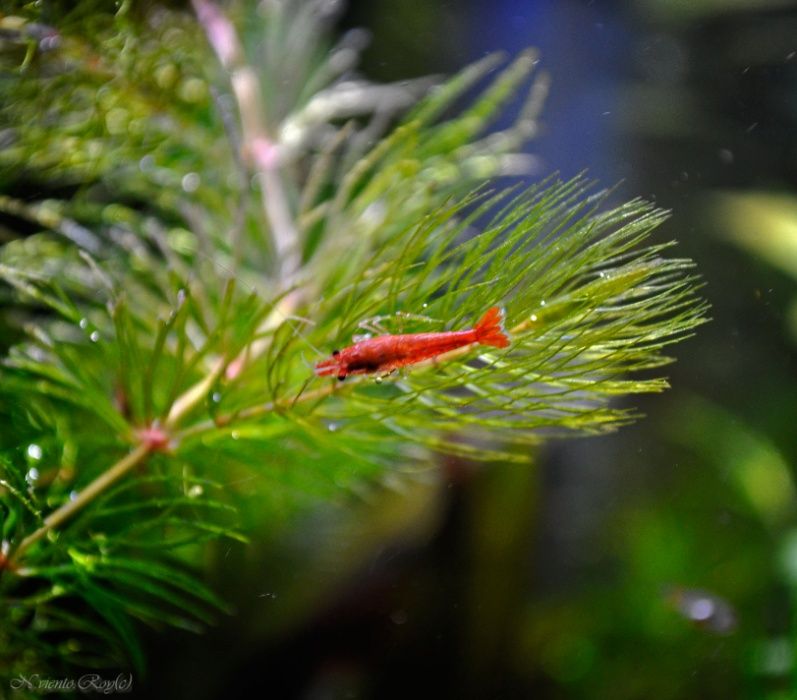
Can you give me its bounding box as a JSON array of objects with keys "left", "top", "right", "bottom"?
[
  {"left": 174, "top": 382, "right": 340, "bottom": 443},
  {"left": 10, "top": 292, "right": 304, "bottom": 565},
  {"left": 9, "top": 296, "right": 311, "bottom": 564},
  {"left": 173, "top": 318, "right": 535, "bottom": 444},
  {"left": 10, "top": 443, "right": 153, "bottom": 565},
  {"left": 192, "top": 0, "right": 300, "bottom": 283}
]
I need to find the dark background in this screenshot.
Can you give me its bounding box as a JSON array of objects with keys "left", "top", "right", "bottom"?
[{"left": 127, "top": 1, "right": 797, "bottom": 698}]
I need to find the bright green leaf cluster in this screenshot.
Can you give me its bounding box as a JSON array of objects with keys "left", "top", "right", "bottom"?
[{"left": 0, "top": 0, "right": 706, "bottom": 680}]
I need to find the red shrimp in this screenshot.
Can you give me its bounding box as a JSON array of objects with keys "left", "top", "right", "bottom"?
[{"left": 315, "top": 307, "right": 510, "bottom": 380}]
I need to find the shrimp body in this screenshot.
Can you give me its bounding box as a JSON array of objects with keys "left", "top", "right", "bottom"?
[{"left": 315, "top": 307, "right": 509, "bottom": 380}]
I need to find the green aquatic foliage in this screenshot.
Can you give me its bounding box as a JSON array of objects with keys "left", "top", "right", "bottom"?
[{"left": 0, "top": 0, "right": 706, "bottom": 678}]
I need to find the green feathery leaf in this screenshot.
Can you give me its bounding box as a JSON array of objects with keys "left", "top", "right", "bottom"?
[{"left": 0, "top": 0, "right": 706, "bottom": 680}]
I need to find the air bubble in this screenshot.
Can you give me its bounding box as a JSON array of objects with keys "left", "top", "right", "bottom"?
[
  {"left": 211, "top": 392, "right": 222, "bottom": 403},
  {"left": 182, "top": 172, "right": 200, "bottom": 193},
  {"left": 139, "top": 155, "right": 155, "bottom": 172},
  {"left": 688, "top": 598, "right": 715, "bottom": 621},
  {"left": 328, "top": 423, "right": 337, "bottom": 432},
  {"left": 390, "top": 609, "right": 408, "bottom": 625},
  {"left": 231, "top": 431, "right": 240, "bottom": 440},
  {"left": 26, "top": 444, "right": 42, "bottom": 460},
  {"left": 188, "top": 484, "right": 204, "bottom": 498},
  {"left": 89, "top": 331, "right": 100, "bottom": 342},
  {"left": 26, "top": 467, "right": 40, "bottom": 484},
  {"left": 530, "top": 314, "right": 538, "bottom": 322},
  {"left": 375, "top": 376, "right": 383, "bottom": 384},
  {"left": 79, "top": 318, "right": 89, "bottom": 330}
]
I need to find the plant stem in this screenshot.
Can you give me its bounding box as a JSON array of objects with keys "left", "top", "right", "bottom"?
[
  {"left": 165, "top": 359, "right": 227, "bottom": 428},
  {"left": 174, "top": 382, "right": 339, "bottom": 443},
  {"left": 174, "top": 316, "right": 535, "bottom": 444},
  {"left": 9, "top": 297, "right": 303, "bottom": 564},
  {"left": 9, "top": 294, "right": 312, "bottom": 564},
  {"left": 174, "top": 1, "right": 305, "bottom": 423},
  {"left": 192, "top": 0, "right": 300, "bottom": 283},
  {"left": 10, "top": 443, "right": 152, "bottom": 565},
  {"left": 11, "top": 309, "right": 535, "bottom": 565}
]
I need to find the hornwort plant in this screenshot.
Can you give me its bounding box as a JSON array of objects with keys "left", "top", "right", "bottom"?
[{"left": 0, "top": 0, "right": 707, "bottom": 679}]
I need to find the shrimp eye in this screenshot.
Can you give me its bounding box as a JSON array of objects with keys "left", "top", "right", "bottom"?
[{"left": 332, "top": 349, "right": 340, "bottom": 357}]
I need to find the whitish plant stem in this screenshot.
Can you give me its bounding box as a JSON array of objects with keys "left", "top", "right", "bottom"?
[
  {"left": 165, "top": 291, "right": 301, "bottom": 428},
  {"left": 165, "top": 360, "right": 227, "bottom": 428},
  {"left": 164, "top": 1, "right": 306, "bottom": 427},
  {"left": 192, "top": 0, "right": 300, "bottom": 283},
  {"left": 10, "top": 443, "right": 152, "bottom": 565}
]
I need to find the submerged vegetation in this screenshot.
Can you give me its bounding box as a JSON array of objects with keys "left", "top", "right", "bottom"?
[{"left": 0, "top": 0, "right": 705, "bottom": 681}]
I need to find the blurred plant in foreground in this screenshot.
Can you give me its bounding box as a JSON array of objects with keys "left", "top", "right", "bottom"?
[{"left": 0, "top": 0, "right": 706, "bottom": 681}]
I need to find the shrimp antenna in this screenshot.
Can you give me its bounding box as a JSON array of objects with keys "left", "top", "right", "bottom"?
[
  {"left": 283, "top": 315, "right": 326, "bottom": 358},
  {"left": 299, "top": 351, "right": 317, "bottom": 373}
]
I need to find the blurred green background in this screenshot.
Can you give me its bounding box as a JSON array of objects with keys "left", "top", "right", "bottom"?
[{"left": 5, "top": 0, "right": 797, "bottom": 698}]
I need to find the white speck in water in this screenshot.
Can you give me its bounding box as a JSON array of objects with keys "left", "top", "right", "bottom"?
[
  {"left": 139, "top": 155, "right": 154, "bottom": 172},
  {"left": 188, "top": 484, "right": 204, "bottom": 498},
  {"left": 787, "top": 51, "right": 796, "bottom": 61},
  {"left": 181, "top": 172, "right": 200, "bottom": 193},
  {"left": 688, "top": 598, "right": 715, "bottom": 621},
  {"left": 26, "top": 467, "right": 40, "bottom": 484},
  {"left": 69, "top": 490, "right": 79, "bottom": 502},
  {"left": 26, "top": 444, "right": 42, "bottom": 460},
  {"left": 89, "top": 331, "right": 100, "bottom": 342},
  {"left": 422, "top": 303, "right": 428, "bottom": 309},
  {"left": 375, "top": 375, "right": 383, "bottom": 384},
  {"left": 530, "top": 314, "right": 538, "bottom": 322},
  {"left": 211, "top": 392, "right": 222, "bottom": 403},
  {"left": 361, "top": 200, "right": 387, "bottom": 227},
  {"left": 718, "top": 148, "right": 734, "bottom": 165},
  {"left": 79, "top": 318, "right": 89, "bottom": 330},
  {"left": 328, "top": 423, "right": 337, "bottom": 432},
  {"left": 539, "top": 300, "right": 546, "bottom": 307},
  {"left": 390, "top": 609, "right": 408, "bottom": 625}
]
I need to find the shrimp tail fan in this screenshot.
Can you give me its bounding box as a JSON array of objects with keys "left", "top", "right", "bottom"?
[{"left": 474, "top": 306, "right": 510, "bottom": 348}]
